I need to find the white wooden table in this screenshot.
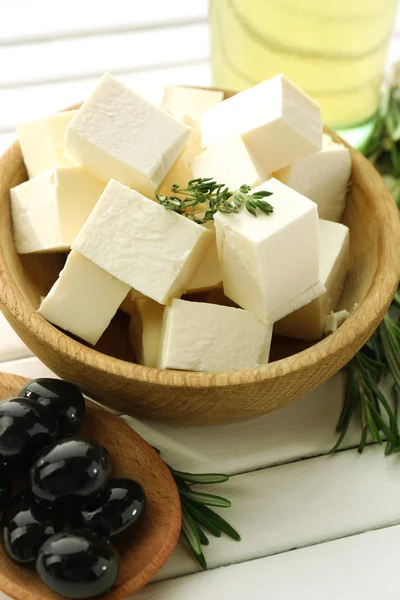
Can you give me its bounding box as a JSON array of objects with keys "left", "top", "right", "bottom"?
[{"left": 1, "top": 2, "right": 400, "bottom": 598}]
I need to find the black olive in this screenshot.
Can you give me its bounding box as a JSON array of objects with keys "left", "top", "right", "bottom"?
[
  {"left": 0, "top": 398, "right": 59, "bottom": 469},
  {"left": 20, "top": 378, "right": 85, "bottom": 437},
  {"left": 2, "top": 491, "right": 61, "bottom": 564},
  {"left": 31, "top": 438, "right": 111, "bottom": 505},
  {"left": 81, "top": 478, "right": 145, "bottom": 537},
  {"left": 36, "top": 530, "right": 119, "bottom": 599},
  {"left": 0, "top": 464, "right": 11, "bottom": 511}
]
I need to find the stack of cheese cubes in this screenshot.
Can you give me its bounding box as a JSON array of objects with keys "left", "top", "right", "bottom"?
[{"left": 11, "top": 72, "right": 351, "bottom": 373}]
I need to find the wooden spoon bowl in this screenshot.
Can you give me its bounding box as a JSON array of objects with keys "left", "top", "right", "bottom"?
[
  {"left": 0, "top": 372, "right": 181, "bottom": 600},
  {"left": 0, "top": 88, "right": 399, "bottom": 426}
]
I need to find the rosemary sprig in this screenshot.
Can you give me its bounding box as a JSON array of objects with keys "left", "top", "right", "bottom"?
[
  {"left": 154, "top": 448, "right": 240, "bottom": 569},
  {"left": 334, "top": 67, "right": 400, "bottom": 453},
  {"left": 156, "top": 178, "right": 273, "bottom": 224},
  {"left": 175, "top": 472, "right": 240, "bottom": 569}
]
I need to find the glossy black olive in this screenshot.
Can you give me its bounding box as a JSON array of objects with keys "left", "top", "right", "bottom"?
[
  {"left": 2, "top": 492, "right": 60, "bottom": 564},
  {"left": 0, "top": 399, "right": 59, "bottom": 469},
  {"left": 37, "top": 530, "right": 119, "bottom": 599},
  {"left": 20, "top": 378, "right": 85, "bottom": 437},
  {"left": 0, "top": 464, "right": 11, "bottom": 511},
  {"left": 31, "top": 438, "right": 111, "bottom": 505},
  {"left": 81, "top": 478, "right": 145, "bottom": 537}
]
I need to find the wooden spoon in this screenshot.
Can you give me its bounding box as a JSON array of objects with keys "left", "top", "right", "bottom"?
[{"left": 0, "top": 371, "right": 181, "bottom": 600}]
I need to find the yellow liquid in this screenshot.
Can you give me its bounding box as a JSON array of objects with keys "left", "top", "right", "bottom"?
[{"left": 209, "top": 0, "right": 398, "bottom": 128}]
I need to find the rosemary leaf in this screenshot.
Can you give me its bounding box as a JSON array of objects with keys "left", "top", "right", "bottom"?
[
  {"left": 181, "top": 505, "right": 202, "bottom": 556},
  {"left": 170, "top": 468, "right": 229, "bottom": 484},
  {"left": 183, "top": 499, "right": 222, "bottom": 538},
  {"left": 393, "top": 289, "right": 400, "bottom": 309},
  {"left": 380, "top": 315, "right": 400, "bottom": 388},
  {"left": 198, "top": 527, "right": 210, "bottom": 546},
  {"left": 195, "top": 504, "right": 241, "bottom": 542},
  {"left": 179, "top": 487, "right": 232, "bottom": 508}
]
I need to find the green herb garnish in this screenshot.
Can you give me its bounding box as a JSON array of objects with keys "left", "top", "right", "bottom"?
[
  {"left": 156, "top": 178, "right": 273, "bottom": 224},
  {"left": 154, "top": 448, "right": 240, "bottom": 569},
  {"left": 334, "top": 68, "right": 400, "bottom": 453}
]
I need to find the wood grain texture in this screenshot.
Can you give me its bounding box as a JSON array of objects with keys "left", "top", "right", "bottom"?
[
  {"left": 153, "top": 443, "right": 400, "bottom": 581},
  {"left": 0, "top": 89, "right": 399, "bottom": 426},
  {"left": 0, "top": 372, "right": 181, "bottom": 600},
  {"left": 135, "top": 524, "right": 400, "bottom": 600}
]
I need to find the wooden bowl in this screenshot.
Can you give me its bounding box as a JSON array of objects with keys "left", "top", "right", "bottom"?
[
  {"left": 0, "top": 89, "right": 399, "bottom": 426},
  {"left": 0, "top": 372, "right": 181, "bottom": 600}
]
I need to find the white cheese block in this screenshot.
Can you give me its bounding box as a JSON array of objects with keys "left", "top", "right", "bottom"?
[
  {"left": 72, "top": 179, "right": 213, "bottom": 305},
  {"left": 158, "top": 299, "right": 272, "bottom": 372},
  {"left": 17, "top": 111, "right": 76, "bottom": 178},
  {"left": 161, "top": 86, "right": 224, "bottom": 120},
  {"left": 129, "top": 298, "right": 165, "bottom": 367},
  {"left": 274, "top": 133, "right": 351, "bottom": 222},
  {"left": 324, "top": 309, "right": 350, "bottom": 335},
  {"left": 274, "top": 219, "right": 350, "bottom": 340},
  {"left": 185, "top": 221, "right": 222, "bottom": 293},
  {"left": 157, "top": 114, "right": 201, "bottom": 196},
  {"left": 201, "top": 74, "right": 322, "bottom": 177},
  {"left": 64, "top": 73, "right": 190, "bottom": 196},
  {"left": 214, "top": 178, "right": 325, "bottom": 325},
  {"left": 191, "top": 137, "right": 262, "bottom": 191},
  {"left": 38, "top": 250, "right": 130, "bottom": 345},
  {"left": 11, "top": 167, "right": 107, "bottom": 254}
]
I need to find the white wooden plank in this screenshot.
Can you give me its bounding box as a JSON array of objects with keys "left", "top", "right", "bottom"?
[
  {"left": 153, "top": 444, "right": 400, "bottom": 581},
  {"left": 1, "top": 24, "right": 208, "bottom": 87},
  {"left": 0, "top": 62, "right": 210, "bottom": 131},
  {"left": 120, "top": 371, "right": 357, "bottom": 475},
  {"left": 135, "top": 524, "right": 400, "bottom": 600},
  {"left": 0, "top": 356, "right": 55, "bottom": 379},
  {"left": 0, "top": 314, "right": 32, "bottom": 361},
  {"left": 0, "top": 0, "right": 208, "bottom": 44}
]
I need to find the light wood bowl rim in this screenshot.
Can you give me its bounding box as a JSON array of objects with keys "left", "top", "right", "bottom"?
[{"left": 0, "top": 92, "right": 399, "bottom": 392}]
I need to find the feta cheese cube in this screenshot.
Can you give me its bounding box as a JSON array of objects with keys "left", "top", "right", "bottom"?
[
  {"left": 11, "top": 167, "right": 106, "bottom": 254},
  {"left": 201, "top": 74, "right": 322, "bottom": 177},
  {"left": 129, "top": 298, "right": 165, "bottom": 367},
  {"left": 158, "top": 299, "right": 272, "bottom": 371},
  {"left": 191, "top": 137, "right": 263, "bottom": 190},
  {"left": 274, "top": 133, "right": 351, "bottom": 222},
  {"left": 162, "top": 86, "right": 224, "bottom": 120},
  {"left": 64, "top": 73, "right": 190, "bottom": 196},
  {"left": 17, "top": 111, "right": 76, "bottom": 178},
  {"left": 38, "top": 251, "right": 130, "bottom": 345},
  {"left": 72, "top": 180, "right": 213, "bottom": 304},
  {"left": 274, "top": 220, "right": 350, "bottom": 340},
  {"left": 157, "top": 114, "right": 201, "bottom": 196},
  {"left": 186, "top": 222, "right": 222, "bottom": 293},
  {"left": 214, "top": 178, "right": 325, "bottom": 325}
]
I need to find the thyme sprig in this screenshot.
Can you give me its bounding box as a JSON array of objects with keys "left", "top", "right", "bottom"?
[
  {"left": 154, "top": 449, "right": 240, "bottom": 569},
  {"left": 156, "top": 178, "right": 273, "bottom": 224},
  {"left": 334, "top": 68, "right": 400, "bottom": 451}
]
